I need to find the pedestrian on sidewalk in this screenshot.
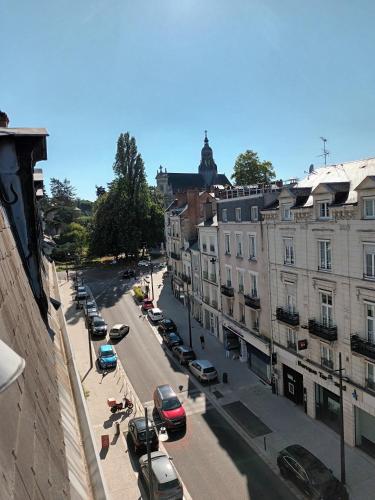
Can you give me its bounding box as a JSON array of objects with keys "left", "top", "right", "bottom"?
[{"left": 200, "top": 335, "right": 205, "bottom": 350}]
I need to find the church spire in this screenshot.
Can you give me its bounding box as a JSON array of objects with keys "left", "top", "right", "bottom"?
[{"left": 198, "top": 131, "right": 218, "bottom": 187}]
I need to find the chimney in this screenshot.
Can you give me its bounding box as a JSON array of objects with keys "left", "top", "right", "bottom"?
[{"left": 0, "top": 110, "right": 9, "bottom": 127}]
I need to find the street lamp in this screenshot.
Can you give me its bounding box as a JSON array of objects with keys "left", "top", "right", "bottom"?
[
  {"left": 185, "top": 279, "right": 193, "bottom": 348},
  {"left": 328, "top": 352, "right": 346, "bottom": 485},
  {"left": 149, "top": 263, "right": 155, "bottom": 301}
]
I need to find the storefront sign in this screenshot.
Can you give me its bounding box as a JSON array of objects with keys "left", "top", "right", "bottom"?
[
  {"left": 298, "top": 339, "right": 308, "bottom": 350},
  {"left": 297, "top": 360, "right": 317, "bottom": 375}
]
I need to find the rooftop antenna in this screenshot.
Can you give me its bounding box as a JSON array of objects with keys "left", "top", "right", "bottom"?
[{"left": 319, "top": 137, "right": 330, "bottom": 166}]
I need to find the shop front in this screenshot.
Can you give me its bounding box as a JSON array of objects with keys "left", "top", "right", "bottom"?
[
  {"left": 171, "top": 275, "right": 184, "bottom": 301},
  {"left": 356, "top": 407, "right": 375, "bottom": 458},
  {"left": 315, "top": 384, "right": 340, "bottom": 434},
  {"left": 283, "top": 365, "right": 304, "bottom": 406},
  {"left": 248, "top": 344, "right": 271, "bottom": 382},
  {"left": 223, "top": 325, "right": 241, "bottom": 352}
]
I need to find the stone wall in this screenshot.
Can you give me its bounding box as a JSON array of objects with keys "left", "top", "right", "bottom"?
[{"left": 0, "top": 204, "right": 71, "bottom": 500}]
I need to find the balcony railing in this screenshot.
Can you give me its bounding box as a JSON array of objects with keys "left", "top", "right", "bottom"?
[
  {"left": 308, "top": 319, "right": 337, "bottom": 341},
  {"left": 181, "top": 274, "right": 191, "bottom": 284},
  {"left": 276, "top": 307, "right": 300, "bottom": 326},
  {"left": 287, "top": 341, "right": 297, "bottom": 351},
  {"left": 244, "top": 294, "right": 260, "bottom": 309},
  {"left": 351, "top": 335, "right": 375, "bottom": 361},
  {"left": 170, "top": 252, "right": 181, "bottom": 260},
  {"left": 321, "top": 358, "right": 334, "bottom": 370},
  {"left": 238, "top": 285, "right": 244, "bottom": 294},
  {"left": 221, "top": 284, "right": 234, "bottom": 297},
  {"left": 366, "top": 379, "right": 375, "bottom": 392}
]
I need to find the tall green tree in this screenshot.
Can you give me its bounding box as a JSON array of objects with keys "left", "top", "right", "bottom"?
[
  {"left": 231, "top": 150, "right": 276, "bottom": 185},
  {"left": 50, "top": 178, "right": 76, "bottom": 205}
]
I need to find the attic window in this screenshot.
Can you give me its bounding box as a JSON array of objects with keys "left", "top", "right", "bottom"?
[{"left": 319, "top": 202, "right": 330, "bottom": 219}]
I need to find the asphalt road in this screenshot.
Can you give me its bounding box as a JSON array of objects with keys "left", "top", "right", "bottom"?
[{"left": 80, "top": 267, "right": 297, "bottom": 500}]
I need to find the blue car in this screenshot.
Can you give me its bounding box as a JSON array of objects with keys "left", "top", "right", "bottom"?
[{"left": 98, "top": 344, "right": 117, "bottom": 370}]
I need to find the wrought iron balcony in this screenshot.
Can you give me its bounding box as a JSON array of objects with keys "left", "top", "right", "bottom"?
[
  {"left": 170, "top": 252, "right": 181, "bottom": 260},
  {"left": 276, "top": 307, "right": 300, "bottom": 326},
  {"left": 308, "top": 319, "right": 337, "bottom": 341},
  {"left": 181, "top": 274, "right": 191, "bottom": 284},
  {"left": 244, "top": 294, "right": 260, "bottom": 309},
  {"left": 351, "top": 334, "right": 375, "bottom": 361},
  {"left": 287, "top": 341, "right": 297, "bottom": 351},
  {"left": 221, "top": 284, "right": 234, "bottom": 297},
  {"left": 321, "top": 358, "right": 334, "bottom": 370}
]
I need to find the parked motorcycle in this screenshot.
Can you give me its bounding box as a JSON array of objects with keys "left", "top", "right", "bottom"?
[{"left": 107, "top": 396, "right": 134, "bottom": 414}]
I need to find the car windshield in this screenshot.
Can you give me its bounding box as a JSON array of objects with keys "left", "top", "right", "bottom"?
[
  {"left": 101, "top": 350, "right": 114, "bottom": 357},
  {"left": 162, "top": 397, "right": 181, "bottom": 410},
  {"left": 203, "top": 367, "right": 216, "bottom": 373},
  {"left": 111, "top": 328, "right": 119, "bottom": 333},
  {"left": 138, "top": 429, "right": 156, "bottom": 440},
  {"left": 94, "top": 319, "right": 106, "bottom": 326},
  {"left": 158, "top": 479, "right": 180, "bottom": 491}
]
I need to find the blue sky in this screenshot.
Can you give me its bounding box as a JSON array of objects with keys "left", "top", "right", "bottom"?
[{"left": 1, "top": 0, "right": 375, "bottom": 200}]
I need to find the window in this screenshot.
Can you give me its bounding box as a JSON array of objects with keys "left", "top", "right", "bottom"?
[
  {"left": 250, "top": 310, "right": 259, "bottom": 332},
  {"left": 367, "top": 363, "right": 375, "bottom": 391},
  {"left": 286, "top": 293, "right": 296, "bottom": 314},
  {"left": 251, "top": 206, "right": 259, "bottom": 221},
  {"left": 364, "top": 245, "right": 375, "bottom": 279},
  {"left": 283, "top": 238, "right": 295, "bottom": 265},
  {"left": 227, "top": 298, "right": 233, "bottom": 316},
  {"left": 319, "top": 202, "right": 330, "bottom": 219},
  {"left": 235, "top": 207, "right": 242, "bottom": 222},
  {"left": 320, "top": 292, "right": 333, "bottom": 327},
  {"left": 237, "top": 270, "right": 244, "bottom": 293},
  {"left": 366, "top": 303, "right": 375, "bottom": 343},
  {"left": 250, "top": 273, "right": 258, "bottom": 297},
  {"left": 224, "top": 233, "right": 231, "bottom": 254},
  {"left": 201, "top": 237, "right": 207, "bottom": 252},
  {"left": 364, "top": 198, "right": 375, "bottom": 219},
  {"left": 319, "top": 240, "right": 332, "bottom": 270},
  {"left": 282, "top": 204, "right": 292, "bottom": 221},
  {"left": 320, "top": 344, "right": 333, "bottom": 369},
  {"left": 239, "top": 303, "right": 245, "bottom": 323},
  {"left": 225, "top": 267, "right": 232, "bottom": 287},
  {"left": 236, "top": 233, "right": 243, "bottom": 257},
  {"left": 287, "top": 328, "right": 296, "bottom": 350},
  {"left": 248, "top": 234, "right": 256, "bottom": 260},
  {"left": 209, "top": 236, "right": 215, "bottom": 253},
  {"left": 222, "top": 208, "right": 228, "bottom": 222}
]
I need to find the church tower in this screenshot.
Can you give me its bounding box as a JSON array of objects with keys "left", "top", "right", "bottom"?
[{"left": 198, "top": 131, "right": 218, "bottom": 187}]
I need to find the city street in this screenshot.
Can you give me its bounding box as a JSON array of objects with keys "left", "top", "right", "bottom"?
[{"left": 68, "top": 265, "right": 297, "bottom": 500}]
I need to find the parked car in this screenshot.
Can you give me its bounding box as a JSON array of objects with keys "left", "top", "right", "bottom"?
[
  {"left": 277, "top": 445, "right": 348, "bottom": 500},
  {"left": 138, "top": 260, "right": 150, "bottom": 267},
  {"left": 142, "top": 299, "right": 154, "bottom": 311},
  {"left": 90, "top": 316, "right": 108, "bottom": 336},
  {"left": 188, "top": 360, "right": 218, "bottom": 383},
  {"left": 163, "top": 332, "right": 183, "bottom": 349},
  {"left": 74, "top": 278, "right": 84, "bottom": 290},
  {"left": 109, "top": 323, "right": 129, "bottom": 339},
  {"left": 153, "top": 384, "right": 186, "bottom": 431},
  {"left": 139, "top": 451, "right": 183, "bottom": 499},
  {"left": 147, "top": 308, "right": 164, "bottom": 323},
  {"left": 158, "top": 318, "right": 177, "bottom": 334},
  {"left": 122, "top": 269, "right": 136, "bottom": 279},
  {"left": 84, "top": 300, "right": 97, "bottom": 315},
  {"left": 172, "top": 345, "right": 196, "bottom": 365},
  {"left": 85, "top": 309, "right": 99, "bottom": 327},
  {"left": 128, "top": 417, "right": 159, "bottom": 454},
  {"left": 76, "top": 285, "right": 87, "bottom": 296},
  {"left": 97, "top": 344, "right": 117, "bottom": 370}
]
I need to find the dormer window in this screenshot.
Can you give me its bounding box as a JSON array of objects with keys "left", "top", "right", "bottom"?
[
  {"left": 282, "top": 204, "right": 292, "bottom": 221},
  {"left": 251, "top": 206, "right": 259, "bottom": 221},
  {"left": 319, "top": 202, "right": 330, "bottom": 219},
  {"left": 364, "top": 198, "right": 375, "bottom": 219}
]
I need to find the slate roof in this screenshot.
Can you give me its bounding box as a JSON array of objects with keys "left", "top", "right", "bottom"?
[{"left": 166, "top": 172, "right": 230, "bottom": 191}]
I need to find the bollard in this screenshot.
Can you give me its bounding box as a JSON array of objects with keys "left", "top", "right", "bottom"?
[{"left": 222, "top": 372, "right": 228, "bottom": 384}]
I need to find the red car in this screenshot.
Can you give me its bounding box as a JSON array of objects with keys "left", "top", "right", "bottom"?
[
  {"left": 153, "top": 385, "right": 186, "bottom": 431},
  {"left": 142, "top": 299, "right": 154, "bottom": 311}
]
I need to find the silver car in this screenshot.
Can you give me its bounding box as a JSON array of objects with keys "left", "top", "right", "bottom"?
[
  {"left": 109, "top": 323, "right": 129, "bottom": 339},
  {"left": 188, "top": 359, "right": 218, "bottom": 382},
  {"left": 139, "top": 451, "right": 183, "bottom": 499}
]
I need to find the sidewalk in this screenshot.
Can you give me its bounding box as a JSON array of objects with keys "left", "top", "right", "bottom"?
[
  {"left": 152, "top": 271, "right": 375, "bottom": 500},
  {"left": 59, "top": 278, "right": 144, "bottom": 500}
]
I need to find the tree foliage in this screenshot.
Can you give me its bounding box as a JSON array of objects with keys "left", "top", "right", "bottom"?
[
  {"left": 50, "top": 178, "right": 76, "bottom": 206},
  {"left": 231, "top": 150, "right": 276, "bottom": 185},
  {"left": 89, "top": 133, "right": 164, "bottom": 258},
  {"left": 95, "top": 185, "right": 106, "bottom": 197}
]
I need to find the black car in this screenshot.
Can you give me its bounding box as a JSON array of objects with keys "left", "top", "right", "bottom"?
[
  {"left": 163, "top": 332, "right": 183, "bottom": 349},
  {"left": 89, "top": 316, "right": 108, "bottom": 336},
  {"left": 122, "top": 269, "right": 136, "bottom": 279},
  {"left": 277, "top": 445, "right": 348, "bottom": 500},
  {"left": 172, "top": 345, "right": 196, "bottom": 365},
  {"left": 158, "top": 318, "right": 177, "bottom": 334},
  {"left": 128, "top": 417, "right": 159, "bottom": 454}
]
